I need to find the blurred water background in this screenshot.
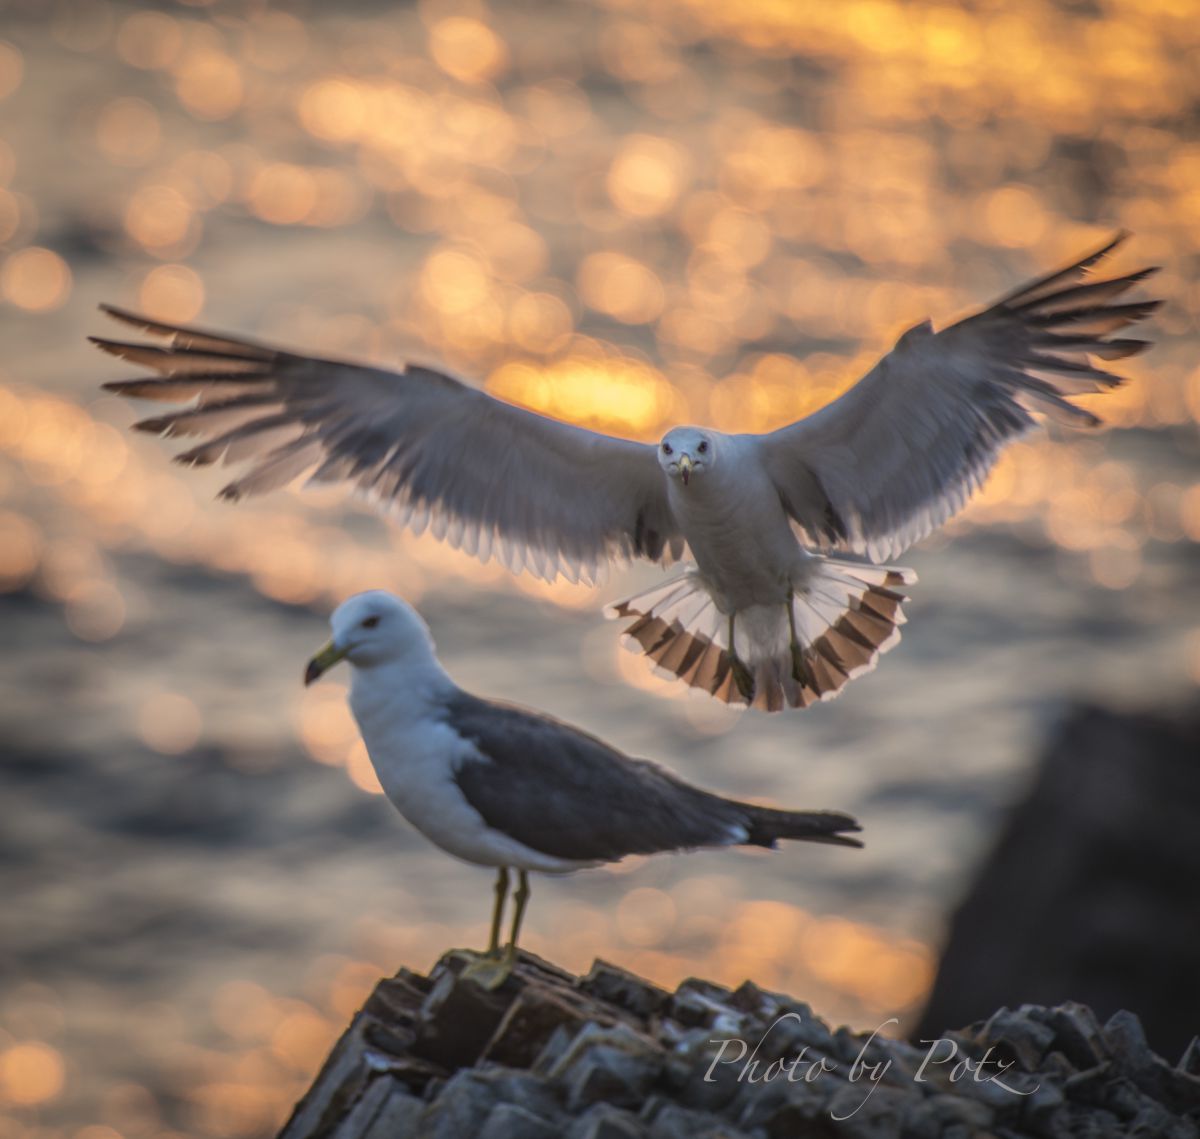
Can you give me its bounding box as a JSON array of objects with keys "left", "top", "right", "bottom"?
[{"left": 1, "top": 1, "right": 1198, "bottom": 1135}]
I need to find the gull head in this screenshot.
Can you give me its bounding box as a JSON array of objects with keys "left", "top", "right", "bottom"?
[
  {"left": 658, "top": 426, "right": 714, "bottom": 487},
  {"left": 304, "top": 590, "right": 435, "bottom": 684}
]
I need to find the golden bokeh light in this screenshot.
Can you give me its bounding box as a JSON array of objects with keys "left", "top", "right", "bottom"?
[
  {"left": 137, "top": 693, "right": 203, "bottom": 756},
  {"left": 344, "top": 741, "right": 385, "bottom": 795},
  {"left": 577, "top": 251, "right": 665, "bottom": 324},
  {"left": 64, "top": 579, "right": 126, "bottom": 642},
  {"left": 721, "top": 124, "right": 828, "bottom": 202},
  {"left": 477, "top": 221, "right": 547, "bottom": 283},
  {"left": 508, "top": 291, "right": 573, "bottom": 355},
  {"left": 0, "top": 40, "right": 23, "bottom": 101},
  {"left": 607, "top": 134, "right": 690, "bottom": 219},
  {"left": 982, "top": 183, "right": 1049, "bottom": 248},
  {"left": 170, "top": 149, "right": 234, "bottom": 208},
  {"left": 600, "top": 21, "right": 681, "bottom": 86},
  {"left": 428, "top": 17, "right": 508, "bottom": 85},
  {"left": 0, "top": 1041, "right": 65, "bottom": 1107},
  {"left": 115, "top": 11, "right": 183, "bottom": 69},
  {"left": 516, "top": 79, "right": 591, "bottom": 139},
  {"left": 138, "top": 263, "right": 205, "bottom": 322},
  {"left": 248, "top": 164, "right": 319, "bottom": 226},
  {"left": 298, "top": 79, "right": 366, "bottom": 144},
  {"left": 0, "top": 511, "right": 40, "bottom": 591},
  {"left": 1, "top": 247, "right": 72, "bottom": 313},
  {"left": 419, "top": 247, "right": 492, "bottom": 316},
  {"left": 37, "top": 536, "right": 106, "bottom": 599},
  {"left": 269, "top": 1005, "right": 338, "bottom": 1077},
  {"left": 124, "top": 185, "right": 195, "bottom": 254},
  {"left": 488, "top": 355, "right": 680, "bottom": 437},
  {"left": 701, "top": 206, "right": 773, "bottom": 270},
  {"left": 174, "top": 50, "right": 243, "bottom": 121},
  {"left": 296, "top": 684, "right": 357, "bottom": 766},
  {"left": 96, "top": 97, "right": 161, "bottom": 166}
]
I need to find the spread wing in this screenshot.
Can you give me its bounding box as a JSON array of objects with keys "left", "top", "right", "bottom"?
[
  {"left": 758, "top": 235, "right": 1160, "bottom": 562},
  {"left": 93, "top": 308, "right": 681, "bottom": 584}
]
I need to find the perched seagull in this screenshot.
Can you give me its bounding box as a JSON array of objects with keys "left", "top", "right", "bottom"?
[
  {"left": 302, "top": 590, "right": 862, "bottom": 983},
  {"left": 95, "top": 236, "right": 1158, "bottom": 711}
]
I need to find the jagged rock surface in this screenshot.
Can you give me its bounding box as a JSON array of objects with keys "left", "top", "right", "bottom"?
[{"left": 278, "top": 951, "right": 1200, "bottom": 1139}]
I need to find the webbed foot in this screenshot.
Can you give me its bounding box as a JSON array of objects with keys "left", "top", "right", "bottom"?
[
  {"left": 460, "top": 951, "right": 515, "bottom": 991},
  {"left": 790, "top": 643, "right": 812, "bottom": 688},
  {"left": 731, "top": 655, "right": 756, "bottom": 702}
]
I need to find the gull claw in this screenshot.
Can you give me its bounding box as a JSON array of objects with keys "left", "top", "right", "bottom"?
[
  {"left": 731, "top": 656, "right": 756, "bottom": 702},
  {"left": 790, "top": 643, "right": 811, "bottom": 688},
  {"left": 461, "top": 952, "right": 515, "bottom": 991}
]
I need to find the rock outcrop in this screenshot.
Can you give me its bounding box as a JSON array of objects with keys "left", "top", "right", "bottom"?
[
  {"left": 916, "top": 703, "right": 1200, "bottom": 1060},
  {"left": 278, "top": 950, "right": 1200, "bottom": 1139}
]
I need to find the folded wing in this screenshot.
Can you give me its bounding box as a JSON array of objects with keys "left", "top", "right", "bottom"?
[
  {"left": 759, "top": 235, "right": 1159, "bottom": 562},
  {"left": 447, "top": 691, "right": 862, "bottom": 861},
  {"left": 93, "top": 308, "right": 679, "bottom": 584}
]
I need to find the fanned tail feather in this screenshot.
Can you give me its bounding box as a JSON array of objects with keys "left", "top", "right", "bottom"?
[{"left": 607, "top": 558, "right": 914, "bottom": 713}]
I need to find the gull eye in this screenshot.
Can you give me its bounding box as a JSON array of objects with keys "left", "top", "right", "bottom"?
[
  {"left": 361, "top": 616, "right": 380, "bottom": 629},
  {"left": 697, "top": 440, "right": 709, "bottom": 454},
  {"left": 662, "top": 442, "right": 673, "bottom": 456}
]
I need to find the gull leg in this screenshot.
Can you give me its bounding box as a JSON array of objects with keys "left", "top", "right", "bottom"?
[
  {"left": 728, "top": 612, "right": 755, "bottom": 702},
  {"left": 487, "top": 866, "right": 510, "bottom": 957},
  {"left": 505, "top": 870, "right": 532, "bottom": 964},
  {"left": 463, "top": 869, "right": 530, "bottom": 991},
  {"left": 462, "top": 867, "right": 514, "bottom": 988},
  {"left": 787, "top": 591, "right": 809, "bottom": 686}
]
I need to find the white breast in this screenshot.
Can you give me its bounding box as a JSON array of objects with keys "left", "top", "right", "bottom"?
[{"left": 669, "top": 438, "right": 803, "bottom": 610}]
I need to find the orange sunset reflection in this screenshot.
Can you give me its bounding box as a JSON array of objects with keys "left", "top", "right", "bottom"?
[{"left": 3, "top": 0, "right": 1198, "bottom": 1135}]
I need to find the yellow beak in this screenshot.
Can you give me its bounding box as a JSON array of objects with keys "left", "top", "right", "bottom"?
[
  {"left": 678, "top": 453, "right": 693, "bottom": 485},
  {"left": 304, "top": 640, "right": 346, "bottom": 686}
]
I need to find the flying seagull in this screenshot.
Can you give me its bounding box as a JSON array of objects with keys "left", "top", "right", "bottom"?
[
  {"left": 302, "top": 590, "right": 862, "bottom": 984},
  {"left": 94, "top": 235, "right": 1158, "bottom": 711}
]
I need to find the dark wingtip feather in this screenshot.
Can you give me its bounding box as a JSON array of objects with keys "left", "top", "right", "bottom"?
[
  {"left": 99, "top": 303, "right": 146, "bottom": 325},
  {"left": 96, "top": 304, "right": 278, "bottom": 360},
  {"left": 132, "top": 415, "right": 173, "bottom": 434},
  {"left": 997, "top": 232, "right": 1135, "bottom": 308},
  {"left": 1099, "top": 338, "right": 1150, "bottom": 359},
  {"left": 1059, "top": 231, "right": 1129, "bottom": 278},
  {"left": 172, "top": 449, "right": 216, "bottom": 468},
  {"left": 100, "top": 303, "right": 184, "bottom": 337},
  {"left": 1083, "top": 230, "right": 1130, "bottom": 267}
]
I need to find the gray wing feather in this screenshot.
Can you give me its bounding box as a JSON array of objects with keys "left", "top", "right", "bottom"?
[
  {"left": 445, "top": 692, "right": 757, "bottom": 863},
  {"left": 759, "top": 236, "right": 1159, "bottom": 562},
  {"left": 93, "top": 308, "right": 680, "bottom": 585}
]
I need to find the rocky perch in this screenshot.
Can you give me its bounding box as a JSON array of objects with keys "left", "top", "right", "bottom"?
[{"left": 279, "top": 950, "right": 1200, "bottom": 1139}]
